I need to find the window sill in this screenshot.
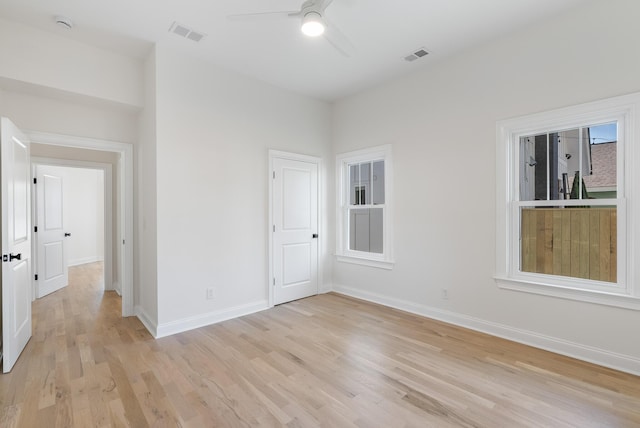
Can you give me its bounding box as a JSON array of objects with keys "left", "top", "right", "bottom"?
[
  {"left": 495, "top": 276, "right": 640, "bottom": 311},
  {"left": 336, "top": 254, "right": 395, "bottom": 270}
]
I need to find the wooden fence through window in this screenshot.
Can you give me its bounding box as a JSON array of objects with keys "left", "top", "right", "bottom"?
[{"left": 520, "top": 207, "right": 616, "bottom": 282}]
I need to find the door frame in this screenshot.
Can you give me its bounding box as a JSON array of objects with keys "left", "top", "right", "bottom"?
[
  {"left": 268, "top": 150, "right": 322, "bottom": 307},
  {"left": 25, "top": 131, "right": 134, "bottom": 317},
  {"left": 31, "top": 158, "right": 113, "bottom": 299}
]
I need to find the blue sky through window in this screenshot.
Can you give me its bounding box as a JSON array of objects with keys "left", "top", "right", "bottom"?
[{"left": 589, "top": 123, "right": 616, "bottom": 144}]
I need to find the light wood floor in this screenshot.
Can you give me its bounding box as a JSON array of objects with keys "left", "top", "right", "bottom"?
[{"left": 1, "top": 263, "right": 639, "bottom": 427}]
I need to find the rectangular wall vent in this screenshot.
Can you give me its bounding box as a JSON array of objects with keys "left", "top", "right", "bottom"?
[
  {"left": 169, "top": 21, "right": 206, "bottom": 43},
  {"left": 187, "top": 32, "right": 204, "bottom": 42},
  {"left": 404, "top": 47, "right": 430, "bottom": 62}
]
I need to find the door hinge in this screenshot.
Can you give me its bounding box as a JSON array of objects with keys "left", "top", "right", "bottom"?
[
  {"left": 273, "top": 225, "right": 275, "bottom": 232},
  {"left": 33, "top": 178, "right": 37, "bottom": 184},
  {"left": 35, "top": 274, "right": 38, "bottom": 281},
  {"left": 34, "top": 226, "right": 38, "bottom": 232},
  {"left": 273, "top": 171, "right": 275, "bottom": 179},
  {"left": 273, "top": 278, "right": 276, "bottom": 286}
]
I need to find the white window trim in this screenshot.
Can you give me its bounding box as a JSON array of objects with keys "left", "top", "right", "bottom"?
[
  {"left": 495, "top": 92, "right": 640, "bottom": 311},
  {"left": 336, "top": 144, "right": 394, "bottom": 269}
]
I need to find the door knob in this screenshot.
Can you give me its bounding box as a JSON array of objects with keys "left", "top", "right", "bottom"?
[
  {"left": 9, "top": 253, "right": 21, "bottom": 261},
  {"left": 64, "top": 232, "right": 71, "bottom": 237}
]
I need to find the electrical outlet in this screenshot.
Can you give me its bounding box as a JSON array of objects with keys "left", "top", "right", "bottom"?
[
  {"left": 206, "top": 287, "right": 216, "bottom": 300},
  {"left": 441, "top": 289, "right": 449, "bottom": 300}
]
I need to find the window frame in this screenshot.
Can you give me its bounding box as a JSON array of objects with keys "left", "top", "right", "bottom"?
[
  {"left": 336, "top": 144, "right": 394, "bottom": 269},
  {"left": 495, "top": 93, "right": 640, "bottom": 310}
]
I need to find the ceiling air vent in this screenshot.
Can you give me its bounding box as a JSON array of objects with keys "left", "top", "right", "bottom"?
[
  {"left": 169, "top": 21, "right": 206, "bottom": 42},
  {"left": 404, "top": 47, "right": 429, "bottom": 62}
]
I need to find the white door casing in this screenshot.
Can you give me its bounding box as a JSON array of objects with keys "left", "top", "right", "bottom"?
[
  {"left": 1, "top": 117, "right": 32, "bottom": 373},
  {"left": 271, "top": 152, "right": 319, "bottom": 305},
  {"left": 32, "top": 159, "right": 114, "bottom": 299},
  {"left": 26, "top": 132, "right": 133, "bottom": 317},
  {"left": 35, "top": 165, "right": 69, "bottom": 298}
]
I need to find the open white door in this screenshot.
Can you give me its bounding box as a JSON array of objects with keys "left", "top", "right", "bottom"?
[
  {"left": 34, "top": 165, "right": 68, "bottom": 298},
  {"left": 1, "top": 117, "right": 32, "bottom": 373},
  {"left": 272, "top": 155, "right": 319, "bottom": 305}
]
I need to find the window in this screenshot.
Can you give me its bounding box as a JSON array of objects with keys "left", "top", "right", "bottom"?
[
  {"left": 518, "top": 125, "right": 618, "bottom": 283},
  {"left": 336, "top": 145, "right": 394, "bottom": 269},
  {"left": 496, "top": 93, "right": 640, "bottom": 310}
]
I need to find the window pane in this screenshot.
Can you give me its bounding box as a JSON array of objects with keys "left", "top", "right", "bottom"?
[
  {"left": 349, "top": 164, "right": 360, "bottom": 205},
  {"left": 372, "top": 160, "right": 385, "bottom": 204},
  {"left": 558, "top": 127, "right": 591, "bottom": 201},
  {"left": 349, "top": 208, "right": 383, "bottom": 254},
  {"left": 521, "top": 124, "right": 617, "bottom": 202},
  {"left": 520, "top": 130, "right": 588, "bottom": 201},
  {"left": 520, "top": 134, "right": 550, "bottom": 201},
  {"left": 360, "top": 162, "right": 371, "bottom": 205},
  {"left": 520, "top": 206, "right": 616, "bottom": 283},
  {"left": 350, "top": 161, "right": 379, "bottom": 205},
  {"left": 584, "top": 123, "right": 617, "bottom": 199}
]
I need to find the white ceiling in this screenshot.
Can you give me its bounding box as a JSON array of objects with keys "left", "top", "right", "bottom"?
[{"left": 0, "top": 0, "right": 586, "bottom": 101}]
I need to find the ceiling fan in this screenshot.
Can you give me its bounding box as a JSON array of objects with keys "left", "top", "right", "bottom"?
[{"left": 228, "top": 0, "right": 355, "bottom": 57}]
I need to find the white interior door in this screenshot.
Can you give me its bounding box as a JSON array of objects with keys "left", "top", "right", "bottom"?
[
  {"left": 35, "top": 165, "right": 68, "bottom": 298},
  {"left": 272, "top": 156, "right": 318, "bottom": 305},
  {"left": 1, "top": 117, "right": 32, "bottom": 373}
]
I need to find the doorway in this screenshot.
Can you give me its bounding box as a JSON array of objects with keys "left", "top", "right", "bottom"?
[
  {"left": 27, "top": 131, "right": 133, "bottom": 317},
  {"left": 31, "top": 161, "right": 110, "bottom": 299}
]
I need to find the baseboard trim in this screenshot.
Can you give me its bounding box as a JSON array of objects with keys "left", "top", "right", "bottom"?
[
  {"left": 155, "top": 300, "right": 269, "bottom": 338},
  {"left": 113, "top": 281, "right": 121, "bottom": 296},
  {"left": 69, "top": 256, "right": 102, "bottom": 267},
  {"left": 332, "top": 284, "right": 640, "bottom": 376},
  {"left": 135, "top": 306, "right": 158, "bottom": 338}
]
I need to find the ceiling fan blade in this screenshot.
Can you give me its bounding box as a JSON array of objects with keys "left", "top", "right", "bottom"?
[
  {"left": 323, "top": 18, "right": 356, "bottom": 57},
  {"left": 321, "top": 0, "right": 335, "bottom": 10},
  {"left": 227, "top": 11, "right": 299, "bottom": 21}
]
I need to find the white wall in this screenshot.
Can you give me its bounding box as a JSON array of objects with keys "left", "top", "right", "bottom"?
[
  {"left": 0, "top": 89, "right": 138, "bottom": 144},
  {"left": 153, "top": 45, "right": 332, "bottom": 334},
  {"left": 332, "top": 0, "right": 640, "bottom": 372},
  {"left": 0, "top": 18, "right": 143, "bottom": 108},
  {"left": 136, "top": 47, "right": 159, "bottom": 330}
]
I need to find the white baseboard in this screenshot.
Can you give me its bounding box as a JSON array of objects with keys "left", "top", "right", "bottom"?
[
  {"left": 332, "top": 284, "right": 640, "bottom": 376},
  {"left": 69, "top": 256, "right": 102, "bottom": 267},
  {"left": 135, "top": 306, "right": 158, "bottom": 338},
  {"left": 155, "top": 300, "right": 269, "bottom": 338}
]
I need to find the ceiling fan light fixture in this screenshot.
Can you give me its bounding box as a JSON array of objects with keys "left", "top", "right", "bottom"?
[{"left": 301, "top": 12, "right": 325, "bottom": 37}]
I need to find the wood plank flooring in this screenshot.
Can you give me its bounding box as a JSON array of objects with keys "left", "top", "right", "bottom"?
[{"left": 1, "top": 262, "right": 639, "bottom": 427}]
